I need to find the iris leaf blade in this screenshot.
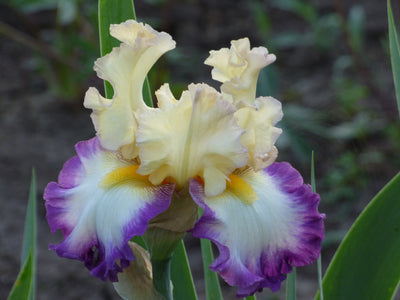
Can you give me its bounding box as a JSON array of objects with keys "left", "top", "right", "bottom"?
[
  {"left": 7, "top": 252, "right": 34, "bottom": 300},
  {"left": 388, "top": 0, "right": 400, "bottom": 117},
  {"left": 201, "top": 238, "right": 223, "bottom": 300},
  {"left": 22, "top": 169, "right": 36, "bottom": 300},
  {"left": 198, "top": 208, "right": 223, "bottom": 300},
  {"left": 8, "top": 170, "right": 37, "bottom": 300},
  {"left": 315, "top": 172, "right": 400, "bottom": 299},
  {"left": 21, "top": 169, "right": 37, "bottom": 269},
  {"left": 171, "top": 240, "right": 198, "bottom": 300}
]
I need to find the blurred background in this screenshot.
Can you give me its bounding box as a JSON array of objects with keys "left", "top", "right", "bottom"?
[{"left": 0, "top": 0, "right": 399, "bottom": 299}]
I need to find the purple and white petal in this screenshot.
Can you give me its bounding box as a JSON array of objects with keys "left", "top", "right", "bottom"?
[
  {"left": 190, "top": 162, "right": 325, "bottom": 297},
  {"left": 44, "top": 137, "right": 174, "bottom": 281}
]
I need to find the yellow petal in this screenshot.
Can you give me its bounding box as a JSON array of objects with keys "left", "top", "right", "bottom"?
[
  {"left": 235, "top": 96, "right": 283, "bottom": 170},
  {"left": 205, "top": 38, "right": 276, "bottom": 106},
  {"left": 137, "top": 83, "right": 248, "bottom": 197},
  {"left": 84, "top": 20, "right": 176, "bottom": 157}
]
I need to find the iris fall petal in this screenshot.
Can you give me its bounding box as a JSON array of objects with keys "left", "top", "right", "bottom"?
[
  {"left": 190, "top": 162, "right": 325, "bottom": 297},
  {"left": 44, "top": 137, "right": 174, "bottom": 281}
]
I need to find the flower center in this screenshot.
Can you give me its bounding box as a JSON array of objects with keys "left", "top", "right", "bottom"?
[{"left": 100, "top": 165, "right": 149, "bottom": 188}]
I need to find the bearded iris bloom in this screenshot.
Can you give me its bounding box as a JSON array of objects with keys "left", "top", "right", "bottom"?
[{"left": 44, "top": 20, "right": 325, "bottom": 297}]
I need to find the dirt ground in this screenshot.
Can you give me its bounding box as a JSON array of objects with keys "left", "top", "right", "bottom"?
[{"left": 1, "top": 0, "right": 399, "bottom": 299}]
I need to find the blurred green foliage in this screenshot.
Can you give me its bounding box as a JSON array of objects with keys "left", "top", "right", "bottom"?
[
  {"left": 4, "top": 0, "right": 98, "bottom": 102},
  {"left": 323, "top": 151, "right": 367, "bottom": 204}
]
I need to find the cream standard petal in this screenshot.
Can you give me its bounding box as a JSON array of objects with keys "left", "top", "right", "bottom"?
[
  {"left": 84, "top": 20, "right": 176, "bottom": 156},
  {"left": 155, "top": 83, "right": 178, "bottom": 109},
  {"left": 235, "top": 96, "right": 283, "bottom": 170},
  {"left": 137, "top": 83, "right": 248, "bottom": 197},
  {"left": 205, "top": 38, "right": 276, "bottom": 105}
]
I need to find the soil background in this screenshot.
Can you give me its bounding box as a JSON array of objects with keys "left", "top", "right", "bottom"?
[{"left": 1, "top": 0, "right": 399, "bottom": 299}]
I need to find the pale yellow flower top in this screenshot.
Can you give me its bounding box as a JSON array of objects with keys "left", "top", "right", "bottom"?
[
  {"left": 84, "top": 20, "right": 176, "bottom": 158},
  {"left": 84, "top": 20, "right": 282, "bottom": 196}
]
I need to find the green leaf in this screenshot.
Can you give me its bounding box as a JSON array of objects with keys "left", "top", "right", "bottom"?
[
  {"left": 315, "top": 172, "right": 400, "bottom": 299},
  {"left": 21, "top": 170, "right": 37, "bottom": 271},
  {"left": 98, "top": 0, "right": 153, "bottom": 106},
  {"left": 171, "top": 240, "right": 198, "bottom": 300},
  {"left": 7, "top": 252, "right": 34, "bottom": 300},
  {"left": 130, "top": 235, "right": 147, "bottom": 250},
  {"left": 197, "top": 208, "right": 222, "bottom": 300},
  {"left": 22, "top": 169, "right": 36, "bottom": 300},
  {"left": 388, "top": 0, "right": 400, "bottom": 118},
  {"left": 98, "top": 0, "right": 136, "bottom": 57},
  {"left": 201, "top": 239, "right": 223, "bottom": 300},
  {"left": 8, "top": 170, "right": 37, "bottom": 300}
]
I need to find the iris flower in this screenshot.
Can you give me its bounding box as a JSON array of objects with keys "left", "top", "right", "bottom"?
[{"left": 44, "top": 20, "right": 324, "bottom": 297}]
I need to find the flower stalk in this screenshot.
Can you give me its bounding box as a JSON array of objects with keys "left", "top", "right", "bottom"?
[
  {"left": 151, "top": 258, "right": 172, "bottom": 300},
  {"left": 143, "top": 190, "right": 198, "bottom": 299},
  {"left": 143, "top": 226, "right": 182, "bottom": 298}
]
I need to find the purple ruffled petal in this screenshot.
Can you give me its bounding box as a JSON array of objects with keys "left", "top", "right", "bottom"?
[
  {"left": 44, "top": 137, "right": 174, "bottom": 281},
  {"left": 190, "top": 162, "right": 325, "bottom": 297}
]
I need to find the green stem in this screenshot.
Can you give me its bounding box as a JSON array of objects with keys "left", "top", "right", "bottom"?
[
  {"left": 311, "top": 151, "right": 323, "bottom": 299},
  {"left": 198, "top": 208, "right": 223, "bottom": 300},
  {"left": 286, "top": 267, "right": 296, "bottom": 300},
  {"left": 151, "top": 258, "right": 172, "bottom": 300},
  {"left": 317, "top": 255, "right": 324, "bottom": 300}
]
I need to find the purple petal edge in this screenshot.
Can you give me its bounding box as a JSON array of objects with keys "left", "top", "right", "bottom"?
[
  {"left": 44, "top": 137, "right": 174, "bottom": 281},
  {"left": 190, "top": 162, "right": 325, "bottom": 297}
]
